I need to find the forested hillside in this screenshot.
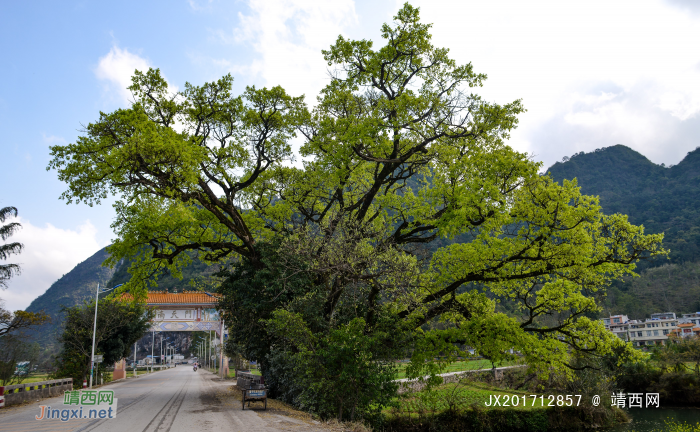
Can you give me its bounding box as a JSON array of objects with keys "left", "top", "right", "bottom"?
[
  {"left": 548, "top": 145, "right": 700, "bottom": 265},
  {"left": 604, "top": 262, "right": 700, "bottom": 319},
  {"left": 548, "top": 145, "right": 700, "bottom": 318},
  {"left": 24, "top": 247, "right": 118, "bottom": 346}
]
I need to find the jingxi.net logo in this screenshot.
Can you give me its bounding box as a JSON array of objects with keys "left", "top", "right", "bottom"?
[{"left": 35, "top": 390, "right": 118, "bottom": 422}]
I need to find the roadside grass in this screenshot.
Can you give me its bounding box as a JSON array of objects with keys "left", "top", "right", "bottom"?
[
  {"left": 394, "top": 359, "right": 521, "bottom": 379},
  {"left": 19, "top": 373, "right": 51, "bottom": 383},
  {"left": 387, "top": 381, "right": 552, "bottom": 419},
  {"left": 226, "top": 367, "right": 262, "bottom": 378}
]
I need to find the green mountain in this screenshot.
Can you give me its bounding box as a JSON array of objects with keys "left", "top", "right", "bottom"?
[
  {"left": 24, "top": 247, "right": 118, "bottom": 346},
  {"left": 548, "top": 144, "right": 700, "bottom": 265},
  {"left": 547, "top": 144, "right": 700, "bottom": 318}
]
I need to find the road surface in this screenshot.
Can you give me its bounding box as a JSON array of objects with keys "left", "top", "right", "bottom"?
[{"left": 0, "top": 366, "right": 329, "bottom": 432}]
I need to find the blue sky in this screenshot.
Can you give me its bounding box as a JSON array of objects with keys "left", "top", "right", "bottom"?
[{"left": 2, "top": 0, "right": 700, "bottom": 311}]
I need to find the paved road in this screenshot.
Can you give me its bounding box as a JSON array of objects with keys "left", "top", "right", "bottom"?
[{"left": 0, "top": 367, "right": 327, "bottom": 432}]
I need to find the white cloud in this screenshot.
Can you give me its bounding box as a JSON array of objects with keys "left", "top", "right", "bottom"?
[
  {"left": 95, "top": 46, "right": 152, "bottom": 106},
  {"left": 528, "top": 83, "right": 698, "bottom": 167},
  {"left": 41, "top": 133, "right": 66, "bottom": 144},
  {"left": 225, "top": 0, "right": 358, "bottom": 100},
  {"left": 403, "top": 0, "right": 700, "bottom": 167},
  {"left": 188, "top": 0, "right": 214, "bottom": 11},
  {"left": 95, "top": 45, "right": 180, "bottom": 110},
  {"left": 1, "top": 217, "right": 107, "bottom": 312},
  {"left": 658, "top": 91, "right": 700, "bottom": 121}
]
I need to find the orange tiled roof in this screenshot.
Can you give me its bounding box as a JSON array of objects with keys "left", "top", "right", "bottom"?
[
  {"left": 678, "top": 323, "right": 695, "bottom": 328},
  {"left": 144, "top": 290, "right": 221, "bottom": 304}
]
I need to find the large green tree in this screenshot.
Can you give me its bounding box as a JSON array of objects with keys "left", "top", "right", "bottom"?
[{"left": 48, "top": 2, "right": 664, "bottom": 393}]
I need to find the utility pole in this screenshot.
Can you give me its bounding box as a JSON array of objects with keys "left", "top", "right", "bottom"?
[
  {"left": 220, "top": 320, "right": 225, "bottom": 379},
  {"left": 89, "top": 283, "right": 100, "bottom": 389},
  {"left": 89, "top": 283, "right": 123, "bottom": 389},
  {"left": 150, "top": 330, "right": 155, "bottom": 373},
  {"left": 133, "top": 341, "right": 137, "bottom": 377}
]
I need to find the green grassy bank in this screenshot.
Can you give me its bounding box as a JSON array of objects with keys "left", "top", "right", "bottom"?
[{"left": 383, "top": 381, "right": 627, "bottom": 432}]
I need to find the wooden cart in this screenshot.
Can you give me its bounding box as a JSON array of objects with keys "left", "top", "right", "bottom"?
[{"left": 241, "top": 383, "right": 267, "bottom": 410}]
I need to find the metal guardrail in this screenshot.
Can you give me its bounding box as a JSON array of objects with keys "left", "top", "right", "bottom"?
[{"left": 0, "top": 378, "right": 73, "bottom": 407}]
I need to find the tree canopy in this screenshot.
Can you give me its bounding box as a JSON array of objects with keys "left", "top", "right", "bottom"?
[{"left": 48, "top": 2, "right": 665, "bottom": 400}]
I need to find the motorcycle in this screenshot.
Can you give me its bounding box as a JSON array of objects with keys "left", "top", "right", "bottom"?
[{"left": 193, "top": 365, "right": 198, "bottom": 372}]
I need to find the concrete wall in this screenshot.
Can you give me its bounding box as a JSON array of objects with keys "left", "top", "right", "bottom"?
[
  {"left": 1, "top": 378, "right": 73, "bottom": 407},
  {"left": 396, "top": 365, "right": 527, "bottom": 394},
  {"left": 113, "top": 359, "right": 126, "bottom": 380}
]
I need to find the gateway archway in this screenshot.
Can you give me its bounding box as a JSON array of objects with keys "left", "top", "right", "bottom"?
[
  {"left": 113, "top": 291, "right": 228, "bottom": 379},
  {"left": 146, "top": 290, "right": 224, "bottom": 335}
]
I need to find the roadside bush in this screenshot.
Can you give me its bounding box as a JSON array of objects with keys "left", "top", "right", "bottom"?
[
  {"left": 613, "top": 356, "right": 662, "bottom": 393},
  {"left": 267, "top": 312, "right": 399, "bottom": 421},
  {"left": 648, "top": 372, "right": 700, "bottom": 406},
  {"left": 383, "top": 405, "right": 623, "bottom": 432},
  {"left": 263, "top": 348, "right": 305, "bottom": 404},
  {"left": 612, "top": 338, "right": 700, "bottom": 407}
]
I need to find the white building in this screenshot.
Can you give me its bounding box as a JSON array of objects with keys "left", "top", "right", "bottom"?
[
  {"left": 681, "top": 312, "right": 700, "bottom": 326},
  {"left": 628, "top": 316, "right": 678, "bottom": 348},
  {"left": 602, "top": 312, "right": 688, "bottom": 348}
]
